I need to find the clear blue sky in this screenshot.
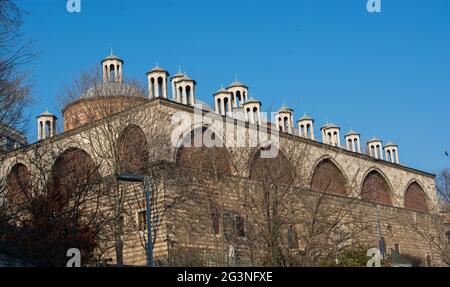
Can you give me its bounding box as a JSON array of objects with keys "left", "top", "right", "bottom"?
[{"left": 18, "top": 0, "right": 450, "bottom": 174}]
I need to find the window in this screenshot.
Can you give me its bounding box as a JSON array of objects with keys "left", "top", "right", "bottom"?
[
  {"left": 138, "top": 210, "right": 147, "bottom": 231},
  {"left": 223, "top": 212, "right": 246, "bottom": 240}
]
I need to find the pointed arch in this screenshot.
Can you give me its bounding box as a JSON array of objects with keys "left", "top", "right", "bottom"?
[
  {"left": 404, "top": 181, "right": 428, "bottom": 213},
  {"left": 176, "top": 126, "right": 232, "bottom": 176},
  {"left": 118, "top": 124, "right": 149, "bottom": 175},
  {"left": 310, "top": 157, "right": 348, "bottom": 196},
  {"left": 249, "top": 144, "right": 295, "bottom": 185},
  {"left": 361, "top": 169, "right": 393, "bottom": 205}
]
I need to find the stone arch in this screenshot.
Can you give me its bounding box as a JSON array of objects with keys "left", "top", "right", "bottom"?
[
  {"left": 360, "top": 169, "right": 393, "bottom": 205},
  {"left": 249, "top": 144, "right": 295, "bottom": 185},
  {"left": 118, "top": 124, "right": 149, "bottom": 175},
  {"left": 6, "top": 163, "right": 31, "bottom": 204},
  {"left": 175, "top": 126, "right": 232, "bottom": 176},
  {"left": 310, "top": 157, "right": 348, "bottom": 196},
  {"left": 50, "top": 147, "right": 101, "bottom": 198},
  {"left": 404, "top": 181, "right": 428, "bottom": 213}
]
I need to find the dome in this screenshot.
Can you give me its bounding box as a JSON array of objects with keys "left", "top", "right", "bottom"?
[{"left": 81, "top": 82, "right": 145, "bottom": 99}]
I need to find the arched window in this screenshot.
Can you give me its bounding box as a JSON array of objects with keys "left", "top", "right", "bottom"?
[
  {"left": 252, "top": 107, "right": 258, "bottom": 123},
  {"left": 157, "top": 77, "right": 163, "bottom": 97},
  {"left": 306, "top": 124, "right": 311, "bottom": 138},
  {"left": 236, "top": 91, "right": 241, "bottom": 107},
  {"left": 224, "top": 97, "right": 229, "bottom": 113},
  {"left": 249, "top": 145, "right": 294, "bottom": 185},
  {"left": 176, "top": 127, "right": 232, "bottom": 175},
  {"left": 311, "top": 159, "right": 347, "bottom": 196},
  {"left": 109, "top": 64, "right": 115, "bottom": 81},
  {"left": 283, "top": 117, "right": 289, "bottom": 132},
  {"left": 361, "top": 170, "right": 392, "bottom": 205},
  {"left": 186, "top": 85, "right": 191, "bottom": 105},
  {"left": 118, "top": 125, "right": 149, "bottom": 175},
  {"left": 178, "top": 86, "right": 183, "bottom": 103},
  {"left": 6, "top": 163, "right": 31, "bottom": 204},
  {"left": 404, "top": 182, "right": 428, "bottom": 213},
  {"left": 217, "top": 98, "right": 222, "bottom": 114},
  {"left": 150, "top": 77, "right": 155, "bottom": 97}
]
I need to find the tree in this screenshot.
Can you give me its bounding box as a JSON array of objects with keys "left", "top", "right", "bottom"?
[
  {"left": 0, "top": 142, "right": 108, "bottom": 266},
  {"left": 57, "top": 68, "right": 172, "bottom": 266},
  {"left": 0, "top": 0, "right": 32, "bottom": 142}
]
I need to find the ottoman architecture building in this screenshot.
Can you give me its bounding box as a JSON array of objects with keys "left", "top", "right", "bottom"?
[{"left": 0, "top": 52, "right": 446, "bottom": 266}]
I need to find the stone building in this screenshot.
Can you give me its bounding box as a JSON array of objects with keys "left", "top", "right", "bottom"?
[{"left": 0, "top": 53, "right": 446, "bottom": 266}]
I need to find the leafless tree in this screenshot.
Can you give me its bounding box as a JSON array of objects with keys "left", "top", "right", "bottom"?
[
  {"left": 57, "top": 68, "right": 172, "bottom": 265},
  {"left": 0, "top": 0, "right": 33, "bottom": 143},
  {"left": 0, "top": 141, "right": 109, "bottom": 266}
]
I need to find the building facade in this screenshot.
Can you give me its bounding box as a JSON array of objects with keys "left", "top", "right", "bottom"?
[{"left": 0, "top": 53, "right": 445, "bottom": 266}]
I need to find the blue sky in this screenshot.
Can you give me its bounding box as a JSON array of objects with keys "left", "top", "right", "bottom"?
[{"left": 17, "top": 0, "right": 450, "bottom": 174}]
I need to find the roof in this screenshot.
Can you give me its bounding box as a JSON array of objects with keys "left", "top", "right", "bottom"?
[
  {"left": 278, "top": 104, "right": 293, "bottom": 113},
  {"left": 228, "top": 81, "right": 248, "bottom": 88},
  {"left": 385, "top": 141, "right": 397, "bottom": 147},
  {"left": 298, "top": 114, "right": 313, "bottom": 121},
  {"left": 367, "top": 137, "right": 382, "bottom": 143},
  {"left": 321, "top": 123, "right": 339, "bottom": 130},
  {"left": 345, "top": 129, "right": 360, "bottom": 136},
  {"left": 101, "top": 54, "right": 123, "bottom": 63},
  {"left": 147, "top": 65, "right": 168, "bottom": 74},
  {"left": 243, "top": 97, "right": 261, "bottom": 105},
  {"left": 213, "top": 87, "right": 232, "bottom": 96},
  {"left": 37, "top": 111, "right": 57, "bottom": 118}
]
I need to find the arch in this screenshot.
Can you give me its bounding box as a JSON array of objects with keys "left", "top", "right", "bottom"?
[
  {"left": 157, "top": 77, "right": 163, "bottom": 98},
  {"left": 50, "top": 147, "right": 101, "bottom": 199},
  {"left": 361, "top": 169, "right": 393, "bottom": 205},
  {"left": 404, "top": 181, "right": 428, "bottom": 213},
  {"left": 176, "top": 126, "right": 232, "bottom": 176},
  {"left": 224, "top": 97, "right": 229, "bottom": 113},
  {"left": 118, "top": 124, "right": 149, "bottom": 175},
  {"left": 249, "top": 144, "right": 295, "bottom": 185},
  {"left": 186, "top": 85, "right": 192, "bottom": 105},
  {"left": 310, "top": 158, "right": 348, "bottom": 196},
  {"left": 109, "top": 64, "right": 115, "bottom": 81},
  {"left": 6, "top": 163, "right": 31, "bottom": 204}
]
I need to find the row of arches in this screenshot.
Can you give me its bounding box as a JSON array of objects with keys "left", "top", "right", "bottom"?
[
  {"left": 5, "top": 126, "right": 429, "bottom": 214},
  {"left": 174, "top": 128, "right": 430, "bottom": 213}
]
